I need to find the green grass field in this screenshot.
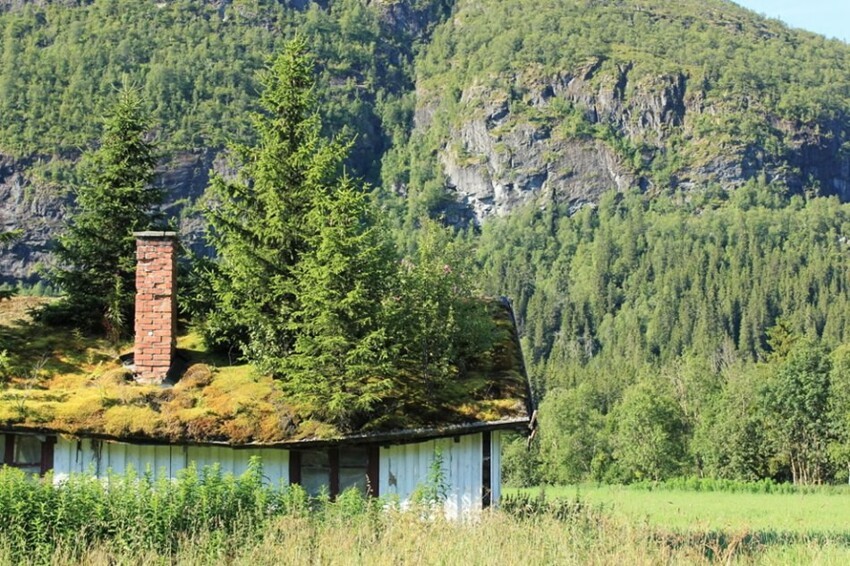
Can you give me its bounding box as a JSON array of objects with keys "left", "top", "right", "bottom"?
[
  {"left": 512, "top": 484, "right": 850, "bottom": 533},
  {"left": 501, "top": 484, "right": 850, "bottom": 564},
  {"left": 5, "top": 470, "right": 850, "bottom": 564}
]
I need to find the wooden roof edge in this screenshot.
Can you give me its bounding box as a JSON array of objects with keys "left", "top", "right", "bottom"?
[
  {"left": 0, "top": 417, "right": 532, "bottom": 451},
  {"left": 500, "top": 295, "right": 537, "bottom": 417}
]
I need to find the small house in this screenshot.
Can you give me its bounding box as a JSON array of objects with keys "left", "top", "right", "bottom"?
[{"left": 0, "top": 232, "right": 534, "bottom": 517}]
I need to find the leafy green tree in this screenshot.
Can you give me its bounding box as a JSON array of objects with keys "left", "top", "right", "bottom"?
[
  {"left": 501, "top": 434, "right": 543, "bottom": 487},
  {"left": 204, "top": 37, "right": 349, "bottom": 367},
  {"left": 610, "top": 381, "right": 688, "bottom": 482},
  {"left": 692, "top": 365, "right": 773, "bottom": 481},
  {"left": 537, "top": 384, "right": 605, "bottom": 483},
  {"left": 828, "top": 344, "right": 850, "bottom": 483},
  {"left": 45, "top": 87, "right": 159, "bottom": 338},
  {"left": 767, "top": 340, "right": 833, "bottom": 484}
]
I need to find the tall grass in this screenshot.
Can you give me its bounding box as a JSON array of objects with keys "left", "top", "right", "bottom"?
[
  {"left": 3, "top": 465, "right": 850, "bottom": 565},
  {"left": 0, "top": 457, "right": 314, "bottom": 562},
  {"left": 631, "top": 476, "right": 850, "bottom": 495}
]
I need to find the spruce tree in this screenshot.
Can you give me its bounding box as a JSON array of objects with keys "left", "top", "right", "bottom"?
[
  {"left": 282, "top": 179, "right": 398, "bottom": 428},
  {"left": 204, "top": 37, "right": 349, "bottom": 366},
  {"left": 47, "top": 87, "right": 159, "bottom": 337}
]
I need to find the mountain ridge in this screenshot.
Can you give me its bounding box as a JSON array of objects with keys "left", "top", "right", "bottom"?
[{"left": 2, "top": 0, "right": 850, "bottom": 281}]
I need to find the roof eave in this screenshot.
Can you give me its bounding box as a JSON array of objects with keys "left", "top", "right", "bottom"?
[{"left": 0, "top": 416, "right": 532, "bottom": 450}]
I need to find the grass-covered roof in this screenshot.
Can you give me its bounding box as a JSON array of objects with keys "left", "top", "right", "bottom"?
[{"left": 0, "top": 297, "right": 530, "bottom": 446}]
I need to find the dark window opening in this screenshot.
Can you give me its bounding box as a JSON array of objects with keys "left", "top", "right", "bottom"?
[
  {"left": 482, "top": 431, "right": 492, "bottom": 509},
  {"left": 301, "top": 450, "right": 332, "bottom": 496},
  {"left": 2, "top": 434, "right": 55, "bottom": 476},
  {"left": 290, "top": 445, "right": 378, "bottom": 498}
]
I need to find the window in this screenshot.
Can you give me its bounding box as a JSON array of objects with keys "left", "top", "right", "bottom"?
[
  {"left": 300, "top": 450, "right": 331, "bottom": 496},
  {"left": 290, "top": 445, "right": 378, "bottom": 498},
  {"left": 338, "top": 446, "right": 370, "bottom": 495},
  {"left": 2, "top": 434, "right": 55, "bottom": 476}
]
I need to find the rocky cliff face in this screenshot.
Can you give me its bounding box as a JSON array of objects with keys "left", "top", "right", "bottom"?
[
  {"left": 3, "top": 0, "right": 850, "bottom": 280},
  {"left": 0, "top": 154, "right": 70, "bottom": 284},
  {"left": 440, "top": 108, "right": 635, "bottom": 222},
  {"left": 0, "top": 150, "right": 216, "bottom": 284},
  {"left": 431, "top": 58, "right": 850, "bottom": 225}
]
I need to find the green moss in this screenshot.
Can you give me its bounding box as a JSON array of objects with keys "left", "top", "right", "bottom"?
[
  {"left": 0, "top": 301, "right": 529, "bottom": 444},
  {"left": 102, "top": 406, "right": 163, "bottom": 438}
]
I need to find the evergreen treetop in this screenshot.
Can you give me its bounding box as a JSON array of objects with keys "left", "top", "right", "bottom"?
[
  {"left": 204, "top": 36, "right": 351, "bottom": 368},
  {"left": 45, "top": 86, "right": 159, "bottom": 338}
]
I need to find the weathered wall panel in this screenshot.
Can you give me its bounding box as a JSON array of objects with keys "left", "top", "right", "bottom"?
[
  {"left": 491, "top": 431, "right": 502, "bottom": 506},
  {"left": 53, "top": 432, "right": 500, "bottom": 516},
  {"left": 53, "top": 438, "right": 289, "bottom": 485},
  {"left": 379, "top": 433, "right": 487, "bottom": 518}
]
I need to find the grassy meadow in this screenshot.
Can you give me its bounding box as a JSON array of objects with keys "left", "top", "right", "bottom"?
[
  {"left": 1, "top": 464, "right": 850, "bottom": 565},
  {"left": 512, "top": 483, "right": 850, "bottom": 533},
  {"left": 3, "top": 500, "right": 850, "bottom": 565}
]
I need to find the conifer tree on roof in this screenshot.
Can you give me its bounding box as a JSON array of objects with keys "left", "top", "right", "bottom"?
[
  {"left": 46, "top": 86, "right": 159, "bottom": 339},
  {"left": 204, "top": 37, "right": 351, "bottom": 370}
]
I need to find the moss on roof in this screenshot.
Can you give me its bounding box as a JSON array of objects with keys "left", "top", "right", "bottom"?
[{"left": 0, "top": 297, "right": 530, "bottom": 445}]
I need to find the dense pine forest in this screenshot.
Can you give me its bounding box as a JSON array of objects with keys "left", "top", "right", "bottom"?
[
  {"left": 4, "top": 0, "right": 850, "bottom": 485},
  {"left": 485, "top": 189, "right": 850, "bottom": 484}
]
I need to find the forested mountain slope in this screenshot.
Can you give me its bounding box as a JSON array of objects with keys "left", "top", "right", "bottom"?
[
  {"left": 4, "top": 0, "right": 850, "bottom": 484},
  {"left": 2, "top": 0, "right": 850, "bottom": 281},
  {"left": 0, "top": 0, "right": 448, "bottom": 281}
]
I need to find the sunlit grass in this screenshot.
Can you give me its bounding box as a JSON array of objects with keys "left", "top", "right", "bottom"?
[{"left": 512, "top": 484, "right": 850, "bottom": 533}]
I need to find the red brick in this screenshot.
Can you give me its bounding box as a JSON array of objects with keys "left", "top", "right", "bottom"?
[{"left": 134, "top": 233, "right": 177, "bottom": 385}]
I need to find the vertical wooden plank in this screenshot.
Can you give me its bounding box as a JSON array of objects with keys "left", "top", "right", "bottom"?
[
  {"left": 168, "top": 445, "right": 176, "bottom": 478},
  {"left": 51, "top": 438, "right": 67, "bottom": 482},
  {"left": 445, "top": 436, "right": 460, "bottom": 519},
  {"left": 220, "top": 446, "right": 233, "bottom": 476},
  {"left": 482, "top": 431, "right": 492, "bottom": 509},
  {"left": 140, "top": 445, "right": 154, "bottom": 477},
  {"left": 231, "top": 448, "right": 243, "bottom": 478},
  {"left": 75, "top": 439, "right": 83, "bottom": 472},
  {"left": 378, "top": 446, "right": 389, "bottom": 497},
  {"left": 187, "top": 445, "right": 202, "bottom": 471},
  {"left": 289, "top": 450, "right": 301, "bottom": 486},
  {"left": 491, "top": 431, "right": 502, "bottom": 506},
  {"left": 169, "top": 445, "right": 186, "bottom": 479},
  {"left": 3, "top": 434, "right": 13, "bottom": 465},
  {"left": 80, "top": 439, "right": 93, "bottom": 475},
  {"left": 40, "top": 436, "right": 55, "bottom": 476},
  {"left": 166, "top": 446, "right": 173, "bottom": 479},
  {"left": 123, "top": 444, "right": 135, "bottom": 477},
  {"left": 280, "top": 449, "right": 290, "bottom": 486},
  {"left": 152, "top": 444, "right": 162, "bottom": 477},
  {"left": 112, "top": 442, "right": 127, "bottom": 477},
  {"left": 457, "top": 436, "right": 467, "bottom": 518},
  {"left": 329, "top": 447, "right": 340, "bottom": 498},
  {"left": 367, "top": 445, "right": 379, "bottom": 497},
  {"left": 92, "top": 439, "right": 102, "bottom": 477},
  {"left": 417, "top": 441, "right": 429, "bottom": 495}
]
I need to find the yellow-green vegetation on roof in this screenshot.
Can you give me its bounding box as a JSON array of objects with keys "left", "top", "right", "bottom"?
[{"left": 0, "top": 297, "right": 529, "bottom": 445}]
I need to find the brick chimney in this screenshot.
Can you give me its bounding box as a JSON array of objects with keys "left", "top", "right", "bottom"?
[{"left": 133, "top": 231, "right": 178, "bottom": 384}]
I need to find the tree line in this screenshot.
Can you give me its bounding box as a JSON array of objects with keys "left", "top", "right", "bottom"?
[{"left": 483, "top": 187, "right": 850, "bottom": 485}]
